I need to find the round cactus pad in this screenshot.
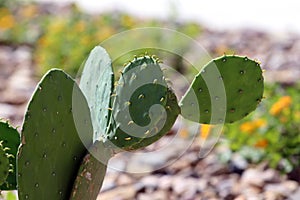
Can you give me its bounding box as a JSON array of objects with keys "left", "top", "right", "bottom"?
[{"left": 180, "top": 55, "right": 264, "bottom": 124}]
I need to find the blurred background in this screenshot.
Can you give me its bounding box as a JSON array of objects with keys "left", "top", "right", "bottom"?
[{"left": 1, "top": 0, "right": 300, "bottom": 199}]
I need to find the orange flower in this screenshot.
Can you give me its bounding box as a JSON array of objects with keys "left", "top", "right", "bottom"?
[
  {"left": 270, "top": 96, "right": 292, "bottom": 116},
  {"left": 254, "top": 139, "right": 268, "bottom": 148},
  {"left": 240, "top": 119, "right": 266, "bottom": 134},
  {"left": 253, "top": 119, "right": 267, "bottom": 128},
  {"left": 200, "top": 124, "right": 212, "bottom": 140},
  {"left": 240, "top": 122, "right": 256, "bottom": 133}
]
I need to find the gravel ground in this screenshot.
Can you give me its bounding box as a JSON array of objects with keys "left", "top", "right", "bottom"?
[{"left": 1, "top": 26, "right": 300, "bottom": 200}]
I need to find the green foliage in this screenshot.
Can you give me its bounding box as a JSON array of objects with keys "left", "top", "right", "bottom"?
[
  {"left": 17, "top": 69, "right": 93, "bottom": 200},
  {"left": 223, "top": 84, "right": 300, "bottom": 172},
  {"left": 180, "top": 55, "right": 264, "bottom": 124},
  {"left": 0, "top": 120, "right": 20, "bottom": 190}
]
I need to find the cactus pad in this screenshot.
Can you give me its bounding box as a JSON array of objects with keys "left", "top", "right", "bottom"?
[
  {"left": 18, "top": 69, "right": 93, "bottom": 200},
  {"left": 0, "top": 142, "right": 10, "bottom": 186},
  {"left": 0, "top": 120, "right": 20, "bottom": 190},
  {"left": 106, "top": 56, "right": 180, "bottom": 150},
  {"left": 79, "top": 46, "right": 114, "bottom": 142},
  {"left": 180, "top": 55, "right": 264, "bottom": 124}
]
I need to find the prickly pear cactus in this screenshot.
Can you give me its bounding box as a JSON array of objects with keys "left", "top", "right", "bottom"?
[
  {"left": 17, "top": 69, "right": 93, "bottom": 200},
  {"left": 106, "top": 55, "right": 180, "bottom": 151},
  {"left": 180, "top": 55, "right": 264, "bottom": 124},
  {"left": 0, "top": 142, "right": 10, "bottom": 186},
  {"left": 79, "top": 46, "right": 114, "bottom": 142},
  {"left": 0, "top": 120, "right": 20, "bottom": 190}
]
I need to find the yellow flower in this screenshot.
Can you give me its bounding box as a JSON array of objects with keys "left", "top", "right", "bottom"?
[
  {"left": 254, "top": 139, "right": 268, "bottom": 148},
  {"left": 95, "top": 27, "right": 114, "bottom": 41},
  {"left": 49, "top": 19, "right": 66, "bottom": 33},
  {"left": 270, "top": 96, "right": 292, "bottom": 116},
  {"left": 295, "top": 111, "right": 300, "bottom": 121},
  {"left": 200, "top": 124, "right": 212, "bottom": 140},
  {"left": 121, "top": 15, "right": 135, "bottom": 28},
  {"left": 75, "top": 20, "right": 86, "bottom": 32},
  {"left": 0, "top": 14, "right": 15, "bottom": 30}
]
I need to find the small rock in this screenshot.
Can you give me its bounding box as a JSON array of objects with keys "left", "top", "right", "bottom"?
[
  {"left": 264, "top": 190, "right": 284, "bottom": 200},
  {"left": 241, "top": 168, "right": 265, "bottom": 187},
  {"left": 264, "top": 180, "right": 298, "bottom": 197},
  {"left": 98, "top": 184, "right": 140, "bottom": 200},
  {"left": 117, "top": 174, "right": 134, "bottom": 186},
  {"left": 140, "top": 175, "right": 159, "bottom": 189},
  {"left": 137, "top": 190, "right": 168, "bottom": 200},
  {"left": 289, "top": 186, "right": 300, "bottom": 200},
  {"left": 158, "top": 175, "right": 173, "bottom": 190},
  {"left": 0, "top": 103, "right": 18, "bottom": 119}
]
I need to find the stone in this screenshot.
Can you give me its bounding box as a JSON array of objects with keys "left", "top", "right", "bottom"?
[
  {"left": 241, "top": 168, "right": 265, "bottom": 187},
  {"left": 264, "top": 181, "right": 298, "bottom": 197},
  {"left": 117, "top": 173, "right": 134, "bottom": 186}
]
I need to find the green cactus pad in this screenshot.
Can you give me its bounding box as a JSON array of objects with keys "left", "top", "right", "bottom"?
[
  {"left": 0, "top": 120, "right": 20, "bottom": 190},
  {"left": 106, "top": 56, "right": 180, "bottom": 150},
  {"left": 79, "top": 46, "right": 114, "bottom": 142},
  {"left": 180, "top": 55, "right": 264, "bottom": 124},
  {"left": 18, "top": 69, "right": 93, "bottom": 200},
  {"left": 0, "top": 142, "right": 10, "bottom": 186},
  {"left": 130, "top": 88, "right": 180, "bottom": 150}
]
